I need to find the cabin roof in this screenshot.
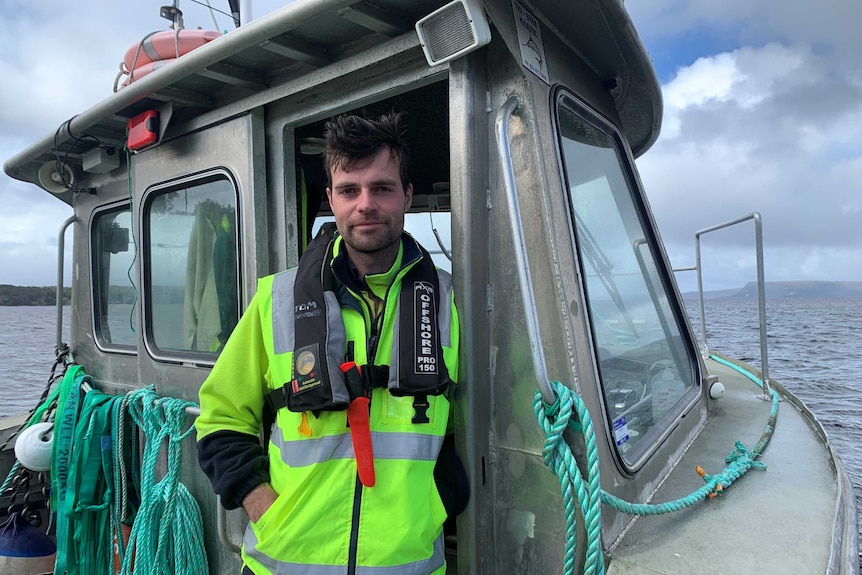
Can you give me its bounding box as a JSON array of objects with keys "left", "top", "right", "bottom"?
[{"left": 3, "top": 0, "right": 661, "bottom": 203}]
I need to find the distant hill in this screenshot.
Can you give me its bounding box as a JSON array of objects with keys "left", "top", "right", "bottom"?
[
  {"left": 4, "top": 281, "right": 861, "bottom": 305},
  {"left": 0, "top": 285, "right": 71, "bottom": 306},
  {"left": 682, "top": 281, "right": 862, "bottom": 301}
]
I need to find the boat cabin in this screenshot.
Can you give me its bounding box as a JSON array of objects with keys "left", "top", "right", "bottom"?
[{"left": 3, "top": 0, "right": 856, "bottom": 573}]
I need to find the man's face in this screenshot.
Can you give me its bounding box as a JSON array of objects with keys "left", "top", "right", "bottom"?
[{"left": 326, "top": 147, "right": 413, "bottom": 257}]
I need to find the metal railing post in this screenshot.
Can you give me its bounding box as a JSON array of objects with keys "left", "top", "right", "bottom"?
[
  {"left": 674, "top": 212, "right": 771, "bottom": 400},
  {"left": 56, "top": 215, "right": 78, "bottom": 350}
]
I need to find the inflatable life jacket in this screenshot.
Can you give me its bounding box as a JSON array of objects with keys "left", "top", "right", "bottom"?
[{"left": 265, "top": 223, "right": 453, "bottom": 416}]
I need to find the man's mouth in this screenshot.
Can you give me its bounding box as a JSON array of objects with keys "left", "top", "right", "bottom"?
[{"left": 354, "top": 221, "right": 383, "bottom": 229}]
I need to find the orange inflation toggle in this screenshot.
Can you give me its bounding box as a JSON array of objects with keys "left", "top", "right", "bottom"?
[{"left": 342, "top": 362, "right": 376, "bottom": 487}]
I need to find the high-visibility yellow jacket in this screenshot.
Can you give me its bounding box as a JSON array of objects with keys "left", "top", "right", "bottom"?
[{"left": 197, "top": 233, "right": 460, "bottom": 575}]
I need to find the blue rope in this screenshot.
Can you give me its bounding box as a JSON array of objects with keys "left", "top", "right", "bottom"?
[{"left": 534, "top": 358, "right": 778, "bottom": 575}]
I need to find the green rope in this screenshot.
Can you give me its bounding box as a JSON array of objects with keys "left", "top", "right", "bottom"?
[
  {"left": 534, "top": 357, "right": 779, "bottom": 574},
  {"left": 122, "top": 387, "right": 208, "bottom": 575},
  {"left": 533, "top": 381, "right": 605, "bottom": 575}
]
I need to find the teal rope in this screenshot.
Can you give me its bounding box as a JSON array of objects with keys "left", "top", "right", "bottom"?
[
  {"left": 709, "top": 354, "right": 779, "bottom": 459},
  {"left": 122, "top": 387, "right": 208, "bottom": 575},
  {"left": 535, "top": 360, "right": 779, "bottom": 574},
  {"left": 111, "top": 395, "right": 132, "bottom": 570},
  {"left": 534, "top": 381, "right": 605, "bottom": 575}
]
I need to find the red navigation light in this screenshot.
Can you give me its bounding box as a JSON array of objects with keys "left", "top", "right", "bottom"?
[{"left": 127, "top": 110, "right": 160, "bottom": 151}]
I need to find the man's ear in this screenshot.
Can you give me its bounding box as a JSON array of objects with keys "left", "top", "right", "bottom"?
[
  {"left": 404, "top": 184, "right": 413, "bottom": 211},
  {"left": 325, "top": 187, "right": 333, "bottom": 206}
]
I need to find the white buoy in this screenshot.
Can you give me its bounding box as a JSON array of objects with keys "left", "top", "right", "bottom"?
[
  {"left": 14, "top": 422, "right": 54, "bottom": 472},
  {"left": 709, "top": 381, "right": 726, "bottom": 400}
]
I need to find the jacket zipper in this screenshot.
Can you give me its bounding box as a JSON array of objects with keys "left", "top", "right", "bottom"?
[
  {"left": 346, "top": 258, "right": 418, "bottom": 572},
  {"left": 348, "top": 288, "right": 380, "bottom": 575},
  {"left": 347, "top": 473, "right": 363, "bottom": 575}
]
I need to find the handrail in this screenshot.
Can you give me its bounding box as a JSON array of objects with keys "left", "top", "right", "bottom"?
[
  {"left": 675, "top": 212, "right": 771, "bottom": 400},
  {"left": 494, "top": 94, "right": 555, "bottom": 405},
  {"left": 56, "top": 215, "right": 77, "bottom": 350},
  {"left": 218, "top": 495, "right": 243, "bottom": 554}
]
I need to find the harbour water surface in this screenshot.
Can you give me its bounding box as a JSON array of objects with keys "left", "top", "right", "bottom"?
[{"left": 2, "top": 300, "right": 861, "bottom": 559}]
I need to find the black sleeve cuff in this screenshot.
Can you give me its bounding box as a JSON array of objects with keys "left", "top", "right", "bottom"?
[
  {"left": 434, "top": 434, "right": 470, "bottom": 517},
  {"left": 197, "top": 430, "right": 271, "bottom": 510}
]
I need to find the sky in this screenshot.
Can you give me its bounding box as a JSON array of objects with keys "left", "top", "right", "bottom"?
[{"left": 0, "top": 0, "right": 860, "bottom": 293}]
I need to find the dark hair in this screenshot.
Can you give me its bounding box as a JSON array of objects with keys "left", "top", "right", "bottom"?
[{"left": 323, "top": 111, "right": 410, "bottom": 190}]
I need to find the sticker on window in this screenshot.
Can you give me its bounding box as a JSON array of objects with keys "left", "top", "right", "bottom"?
[{"left": 613, "top": 416, "right": 630, "bottom": 446}]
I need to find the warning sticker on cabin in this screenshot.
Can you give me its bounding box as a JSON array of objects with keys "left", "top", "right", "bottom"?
[
  {"left": 512, "top": 0, "right": 550, "bottom": 84},
  {"left": 613, "top": 416, "right": 630, "bottom": 446}
]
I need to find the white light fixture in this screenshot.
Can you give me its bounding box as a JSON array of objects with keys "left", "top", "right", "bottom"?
[{"left": 415, "top": 0, "right": 492, "bottom": 67}]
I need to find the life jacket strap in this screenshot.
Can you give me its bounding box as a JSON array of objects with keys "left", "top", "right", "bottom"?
[{"left": 264, "top": 363, "right": 389, "bottom": 414}]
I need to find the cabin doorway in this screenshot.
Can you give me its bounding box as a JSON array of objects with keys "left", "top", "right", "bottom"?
[{"left": 291, "top": 80, "right": 452, "bottom": 271}]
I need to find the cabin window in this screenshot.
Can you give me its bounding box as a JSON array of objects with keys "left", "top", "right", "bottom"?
[
  {"left": 142, "top": 171, "right": 240, "bottom": 359},
  {"left": 555, "top": 91, "right": 699, "bottom": 470},
  {"left": 92, "top": 203, "right": 136, "bottom": 350}
]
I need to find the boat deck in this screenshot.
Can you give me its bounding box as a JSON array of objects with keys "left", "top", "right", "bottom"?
[{"left": 608, "top": 356, "right": 852, "bottom": 574}]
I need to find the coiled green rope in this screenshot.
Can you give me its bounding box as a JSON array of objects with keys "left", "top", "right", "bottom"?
[
  {"left": 534, "top": 356, "right": 779, "bottom": 575},
  {"left": 121, "top": 387, "right": 208, "bottom": 575},
  {"left": 534, "top": 381, "right": 605, "bottom": 575}
]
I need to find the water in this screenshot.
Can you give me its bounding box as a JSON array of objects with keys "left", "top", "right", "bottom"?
[
  {"left": 2, "top": 300, "right": 861, "bottom": 556},
  {"left": 685, "top": 297, "right": 862, "bottom": 558},
  {"left": 0, "top": 306, "right": 71, "bottom": 417}
]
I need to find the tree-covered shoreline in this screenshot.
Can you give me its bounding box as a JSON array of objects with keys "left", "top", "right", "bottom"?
[{"left": 0, "top": 285, "right": 71, "bottom": 306}]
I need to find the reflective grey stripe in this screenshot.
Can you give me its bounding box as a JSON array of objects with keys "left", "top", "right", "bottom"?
[
  {"left": 389, "top": 302, "right": 401, "bottom": 389},
  {"left": 271, "top": 271, "right": 351, "bottom": 405},
  {"left": 243, "top": 527, "right": 284, "bottom": 574},
  {"left": 436, "top": 269, "right": 453, "bottom": 348},
  {"left": 243, "top": 528, "right": 445, "bottom": 575},
  {"left": 271, "top": 426, "right": 444, "bottom": 467},
  {"left": 323, "top": 290, "right": 350, "bottom": 406},
  {"left": 272, "top": 269, "right": 298, "bottom": 354},
  {"left": 141, "top": 36, "right": 163, "bottom": 62}
]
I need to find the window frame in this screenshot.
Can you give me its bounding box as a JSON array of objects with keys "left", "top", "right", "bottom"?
[
  {"left": 552, "top": 86, "right": 702, "bottom": 473},
  {"left": 90, "top": 200, "right": 137, "bottom": 354},
  {"left": 140, "top": 167, "right": 242, "bottom": 365}
]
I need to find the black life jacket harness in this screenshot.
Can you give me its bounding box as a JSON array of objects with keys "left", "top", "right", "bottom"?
[{"left": 264, "top": 223, "right": 452, "bottom": 425}]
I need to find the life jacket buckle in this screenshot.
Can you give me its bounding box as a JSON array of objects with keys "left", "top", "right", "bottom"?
[{"left": 412, "top": 394, "right": 430, "bottom": 424}]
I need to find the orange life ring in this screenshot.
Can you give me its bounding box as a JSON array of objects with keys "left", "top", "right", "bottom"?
[
  {"left": 122, "top": 59, "right": 176, "bottom": 87},
  {"left": 123, "top": 29, "right": 221, "bottom": 71}
]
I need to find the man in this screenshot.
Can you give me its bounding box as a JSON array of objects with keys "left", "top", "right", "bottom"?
[{"left": 196, "top": 112, "right": 466, "bottom": 575}]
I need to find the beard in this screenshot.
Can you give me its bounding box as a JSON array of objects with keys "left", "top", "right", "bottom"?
[{"left": 341, "top": 218, "right": 403, "bottom": 254}]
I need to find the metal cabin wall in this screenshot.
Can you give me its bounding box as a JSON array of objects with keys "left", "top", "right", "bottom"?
[
  {"left": 531, "top": 23, "right": 710, "bottom": 554},
  {"left": 129, "top": 112, "right": 267, "bottom": 574},
  {"left": 474, "top": 0, "right": 709, "bottom": 569},
  {"left": 449, "top": 51, "right": 493, "bottom": 575},
  {"left": 68, "top": 175, "right": 139, "bottom": 393},
  {"left": 492, "top": 0, "right": 706, "bottom": 552},
  {"left": 456, "top": 29, "right": 575, "bottom": 575}
]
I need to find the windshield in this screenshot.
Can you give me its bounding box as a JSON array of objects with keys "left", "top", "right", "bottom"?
[{"left": 556, "top": 92, "right": 699, "bottom": 469}]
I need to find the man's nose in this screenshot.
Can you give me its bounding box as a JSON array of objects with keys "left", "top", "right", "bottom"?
[{"left": 355, "top": 188, "right": 376, "bottom": 211}]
